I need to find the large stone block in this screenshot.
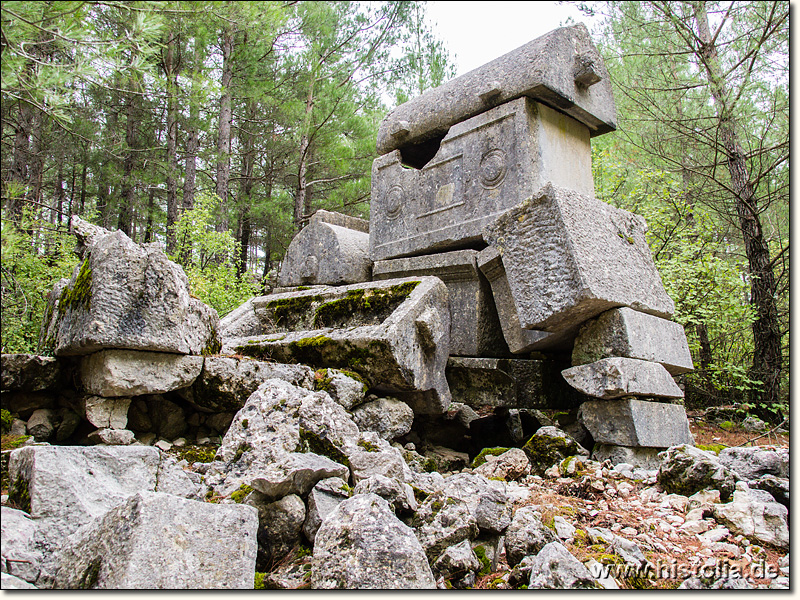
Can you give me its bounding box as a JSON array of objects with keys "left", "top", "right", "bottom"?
[
  {"left": 80, "top": 349, "right": 204, "bottom": 397},
  {"left": 578, "top": 399, "right": 693, "bottom": 448},
  {"left": 40, "top": 220, "right": 219, "bottom": 356},
  {"left": 572, "top": 307, "right": 693, "bottom": 375},
  {"left": 224, "top": 277, "right": 451, "bottom": 414},
  {"left": 376, "top": 23, "right": 615, "bottom": 157},
  {"left": 278, "top": 210, "right": 371, "bottom": 287},
  {"left": 370, "top": 98, "right": 594, "bottom": 262},
  {"left": 1, "top": 354, "right": 63, "bottom": 392},
  {"left": 562, "top": 357, "right": 683, "bottom": 400},
  {"left": 482, "top": 184, "right": 675, "bottom": 332},
  {"left": 52, "top": 492, "right": 258, "bottom": 589},
  {"left": 373, "top": 250, "right": 508, "bottom": 356},
  {"left": 446, "top": 357, "right": 584, "bottom": 410}
]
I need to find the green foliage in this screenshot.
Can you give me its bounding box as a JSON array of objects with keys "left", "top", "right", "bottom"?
[
  {"left": 1, "top": 409, "right": 13, "bottom": 434},
  {"left": 695, "top": 443, "right": 726, "bottom": 455}
]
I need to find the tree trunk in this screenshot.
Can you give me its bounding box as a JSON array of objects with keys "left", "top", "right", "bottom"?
[
  {"left": 294, "top": 77, "right": 315, "bottom": 231},
  {"left": 164, "top": 31, "right": 180, "bottom": 254},
  {"left": 693, "top": 1, "right": 782, "bottom": 409},
  {"left": 145, "top": 187, "right": 156, "bottom": 242},
  {"left": 118, "top": 90, "right": 138, "bottom": 237},
  {"left": 216, "top": 26, "right": 233, "bottom": 231},
  {"left": 181, "top": 42, "right": 202, "bottom": 265},
  {"left": 236, "top": 100, "right": 257, "bottom": 277},
  {"left": 9, "top": 100, "right": 33, "bottom": 222}
]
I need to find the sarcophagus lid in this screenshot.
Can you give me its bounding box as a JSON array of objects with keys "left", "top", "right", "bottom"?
[{"left": 376, "top": 23, "right": 616, "bottom": 157}]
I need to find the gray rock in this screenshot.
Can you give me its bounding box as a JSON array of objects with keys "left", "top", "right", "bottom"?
[
  {"left": 578, "top": 399, "right": 693, "bottom": 447},
  {"left": 80, "top": 350, "right": 203, "bottom": 397},
  {"left": 749, "top": 474, "right": 789, "bottom": 508},
  {"left": 69, "top": 214, "right": 110, "bottom": 257},
  {"left": 528, "top": 542, "right": 599, "bottom": 589},
  {"left": 26, "top": 408, "right": 56, "bottom": 441},
  {"left": 347, "top": 432, "right": 413, "bottom": 484},
  {"left": 52, "top": 491, "right": 258, "bottom": 589},
  {"left": 314, "top": 368, "right": 365, "bottom": 410},
  {"left": 353, "top": 474, "right": 417, "bottom": 514},
  {"left": 218, "top": 297, "right": 262, "bottom": 340},
  {"left": 278, "top": 211, "right": 371, "bottom": 287},
  {"left": 1, "top": 506, "right": 42, "bottom": 583},
  {"left": 302, "top": 477, "right": 350, "bottom": 544},
  {"left": 657, "top": 444, "right": 739, "bottom": 502},
  {"left": 591, "top": 444, "right": 662, "bottom": 470},
  {"left": 474, "top": 448, "right": 530, "bottom": 481},
  {"left": 441, "top": 473, "right": 511, "bottom": 535},
  {"left": 717, "top": 446, "right": 789, "bottom": 481},
  {"left": 373, "top": 250, "right": 508, "bottom": 357},
  {"left": 1, "top": 354, "right": 62, "bottom": 392},
  {"left": 679, "top": 576, "right": 753, "bottom": 589},
  {"left": 482, "top": 183, "right": 674, "bottom": 333},
  {"left": 522, "top": 425, "right": 588, "bottom": 476},
  {"left": 87, "top": 428, "right": 136, "bottom": 445},
  {"left": 54, "top": 407, "right": 81, "bottom": 442},
  {"left": 713, "top": 483, "right": 789, "bottom": 550},
  {"left": 611, "top": 536, "right": 647, "bottom": 568},
  {"left": 251, "top": 493, "right": 306, "bottom": 569},
  {"left": 228, "top": 276, "right": 452, "bottom": 414},
  {"left": 563, "top": 357, "right": 684, "bottom": 399},
  {"left": 155, "top": 455, "right": 201, "bottom": 499},
  {"left": 82, "top": 395, "right": 131, "bottom": 429},
  {"left": 312, "top": 494, "right": 436, "bottom": 589},
  {"left": 2, "top": 572, "right": 39, "bottom": 589},
  {"left": 10, "top": 417, "right": 28, "bottom": 437},
  {"left": 571, "top": 307, "right": 693, "bottom": 375},
  {"left": 432, "top": 539, "right": 481, "bottom": 583},
  {"left": 249, "top": 452, "right": 349, "bottom": 500},
  {"left": 42, "top": 227, "right": 219, "bottom": 357},
  {"left": 204, "top": 412, "right": 234, "bottom": 435},
  {"left": 741, "top": 415, "right": 768, "bottom": 432},
  {"left": 553, "top": 516, "right": 576, "bottom": 542},
  {"left": 182, "top": 356, "right": 313, "bottom": 413},
  {"left": 2, "top": 391, "right": 57, "bottom": 421},
  {"left": 411, "top": 491, "right": 479, "bottom": 562},
  {"left": 351, "top": 396, "right": 414, "bottom": 440},
  {"left": 503, "top": 506, "right": 558, "bottom": 567},
  {"left": 376, "top": 23, "right": 615, "bottom": 157}
]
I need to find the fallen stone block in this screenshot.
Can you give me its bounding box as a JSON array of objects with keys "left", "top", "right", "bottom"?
[
  {"left": 226, "top": 277, "right": 451, "bottom": 414},
  {"left": 303, "top": 477, "right": 350, "bottom": 544},
  {"left": 52, "top": 491, "right": 258, "bottom": 589},
  {"left": 376, "top": 23, "right": 616, "bottom": 157},
  {"left": 80, "top": 349, "right": 203, "bottom": 397},
  {"left": 87, "top": 428, "right": 135, "bottom": 445},
  {"left": 504, "top": 506, "right": 557, "bottom": 567},
  {"left": 482, "top": 184, "right": 674, "bottom": 332},
  {"left": 40, "top": 222, "right": 219, "bottom": 356},
  {"left": 578, "top": 399, "right": 693, "bottom": 448},
  {"left": 446, "top": 357, "right": 584, "bottom": 410},
  {"left": 1, "top": 354, "right": 63, "bottom": 392},
  {"left": 571, "top": 307, "right": 693, "bottom": 375},
  {"left": 713, "top": 483, "right": 789, "bottom": 550},
  {"left": 528, "top": 542, "right": 599, "bottom": 589},
  {"left": 657, "top": 444, "right": 738, "bottom": 501},
  {"left": 82, "top": 395, "right": 131, "bottom": 429},
  {"left": 312, "top": 494, "right": 436, "bottom": 589},
  {"left": 371, "top": 98, "right": 595, "bottom": 262},
  {"left": 591, "top": 444, "right": 661, "bottom": 470},
  {"left": 562, "top": 357, "right": 684, "bottom": 400},
  {"left": 248, "top": 493, "right": 306, "bottom": 570},
  {"left": 373, "top": 250, "right": 508, "bottom": 356},
  {"left": 351, "top": 396, "right": 414, "bottom": 440},
  {"left": 278, "top": 210, "right": 371, "bottom": 287},
  {"left": 26, "top": 408, "right": 57, "bottom": 441},
  {"left": 249, "top": 452, "right": 349, "bottom": 500}
]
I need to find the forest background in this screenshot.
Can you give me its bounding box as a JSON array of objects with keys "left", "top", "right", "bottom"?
[{"left": 0, "top": 1, "right": 789, "bottom": 421}]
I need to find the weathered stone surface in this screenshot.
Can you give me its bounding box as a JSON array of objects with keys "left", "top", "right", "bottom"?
[
  {"left": 347, "top": 432, "right": 413, "bottom": 484},
  {"left": 250, "top": 493, "right": 306, "bottom": 569},
  {"left": 476, "top": 247, "right": 557, "bottom": 352},
  {"left": 657, "top": 444, "right": 739, "bottom": 502},
  {"left": 572, "top": 308, "right": 693, "bottom": 375},
  {"left": 155, "top": 455, "right": 202, "bottom": 500},
  {"left": 578, "top": 399, "right": 693, "bottom": 448},
  {"left": 713, "top": 483, "right": 789, "bottom": 550},
  {"left": 227, "top": 277, "right": 452, "bottom": 414},
  {"left": 278, "top": 211, "right": 371, "bottom": 287},
  {"left": 218, "top": 298, "right": 261, "bottom": 340},
  {"left": 482, "top": 183, "right": 674, "bottom": 333},
  {"left": 82, "top": 395, "right": 131, "bottom": 429},
  {"left": 717, "top": 446, "right": 789, "bottom": 481},
  {"left": 353, "top": 474, "right": 417, "bottom": 514},
  {"left": 1, "top": 354, "right": 62, "bottom": 392},
  {"left": 432, "top": 539, "right": 481, "bottom": 582},
  {"left": 26, "top": 408, "right": 56, "bottom": 441},
  {"left": 87, "top": 428, "right": 136, "bottom": 445},
  {"left": 373, "top": 250, "right": 508, "bottom": 356},
  {"left": 591, "top": 444, "right": 662, "bottom": 470},
  {"left": 42, "top": 225, "right": 219, "bottom": 356},
  {"left": 376, "top": 23, "right": 615, "bottom": 157},
  {"left": 302, "top": 477, "right": 350, "bottom": 543},
  {"left": 446, "top": 357, "right": 584, "bottom": 410},
  {"left": 249, "top": 452, "right": 349, "bottom": 499},
  {"left": 504, "top": 506, "right": 558, "bottom": 567},
  {"left": 80, "top": 349, "right": 202, "bottom": 398},
  {"left": 528, "top": 542, "right": 599, "bottom": 589},
  {"left": 474, "top": 448, "right": 530, "bottom": 481},
  {"left": 562, "top": 357, "right": 683, "bottom": 400},
  {"left": 52, "top": 491, "right": 258, "bottom": 589},
  {"left": 749, "top": 475, "right": 789, "bottom": 508},
  {"left": 372, "top": 98, "right": 596, "bottom": 262},
  {"left": 8, "top": 445, "right": 161, "bottom": 551},
  {"left": 1, "top": 506, "right": 42, "bottom": 583},
  {"left": 312, "top": 494, "right": 436, "bottom": 589},
  {"left": 441, "top": 473, "right": 512, "bottom": 535},
  {"left": 412, "top": 491, "right": 479, "bottom": 561},
  {"left": 522, "top": 426, "right": 587, "bottom": 476},
  {"left": 351, "top": 396, "right": 414, "bottom": 440},
  {"left": 314, "top": 368, "right": 365, "bottom": 410},
  {"left": 181, "top": 356, "right": 313, "bottom": 413}
]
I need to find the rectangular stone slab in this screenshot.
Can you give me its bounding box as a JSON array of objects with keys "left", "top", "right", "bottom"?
[
  {"left": 578, "top": 399, "right": 694, "bottom": 448},
  {"left": 222, "top": 277, "right": 451, "bottom": 414},
  {"left": 370, "top": 98, "right": 593, "bottom": 261},
  {"left": 482, "top": 183, "right": 675, "bottom": 332},
  {"left": 376, "top": 23, "right": 616, "bottom": 156},
  {"left": 373, "top": 250, "right": 508, "bottom": 357},
  {"left": 561, "top": 357, "right": 684, "bottom": 399},
  {"left": 571, "top": 307, "right": 693, "bottom": 375}
]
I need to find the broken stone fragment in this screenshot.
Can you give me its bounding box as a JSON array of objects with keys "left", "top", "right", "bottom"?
[
  {"left": 52, "top": 491, "right": 258, "bottom": 589},
  {"left": 248, "top": 452, "right": 349, "bottom": 500},
  {"left": 351, "top": 396, "right": 414, "bottom": 440},
  {"left": 302, "top": 477, "right": 350, "bottom": 544},
  {"left": 561, "top": 357, "right": 684, "bottom": 400},
  {"left": 87, "top": 428, "right": 136, "bottom": 446},
  {"left": 579, "top": 399, "right": 693, "bottom": 448},
  {"left": 373, "top": 250, "right": 508, "bottom": 357},
  {"left": 591, "top": 443, "right": 662, "bottom": 470},
  {"left": 482, "top": 183, "right": 675, "bottom": 333},
  {"left": 80, "top": 350, "right": 203, "bottom": 397},
  {"left": 82, "top": 396, "right": 131, "bottom": 429},
  {"left": 376, "top": 23, "right": 616, "bottom": 156},
  {"left": 278, "top": 210, "right": 371, "bottom": 287},
  {"left": 571, "top": 307, "right": 693, "bottom": 375},
  {"left": 40, "top": 227, "right": 219, "bottom": 357},
  {"left": 226, "top": 277, "right": 451, "bottom": 414},
  {"left": 1, "top": 354, "right": 63, "bottom": 392},
  {"left": 1, "top": 506, "right": 42, "bottom": 584}
]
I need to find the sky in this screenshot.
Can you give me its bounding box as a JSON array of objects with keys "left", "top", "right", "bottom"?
[{"left": 425, "top": 1, "right": 595, "bottom": 77}]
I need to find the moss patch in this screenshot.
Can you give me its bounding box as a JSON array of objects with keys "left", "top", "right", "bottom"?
[
  {"left": 231, "top": 484, "right": 253, "bottom": 504},
  {"left": 9, "top": 474, "right": 31, "bottom": 513},
  {"left": 58, "top": 257, "right": 92, "bottom": 315},
  {"left": 522, "top": 432, "right": 578, "bottom": 476},
  {"left": 696, "top": 443, "right": 727, "bottom": 454},
  {"left": 175, "top": 445, "right": 218, "bottom": 463},
  {"left": 264, "top": 295, "right": 324, "bottom": 330},
  {"left": 470, "top": 447, "right": 509, "bottom": 469},
  {"left": 473, "top": 545, "right": 492, "bottom": 577},
  {"left": 1, "top": 434, "right": 31, "bottom": 451},
  {"left": 202, "top": 327, "right": 222, "bottom": 356},
  {"left": 299, "top": 428, "right": 350, "bottom": 468},
  {"left": 1, "top": 409, "right": 14, "bottom": 434},
  {"left": 312, "top": 281, "right": 419, "bottom": 329}
]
